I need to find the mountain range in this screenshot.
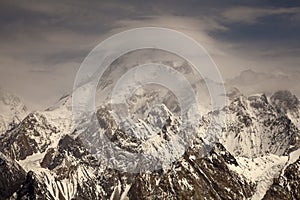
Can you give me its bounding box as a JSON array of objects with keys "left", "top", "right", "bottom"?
[{"left": 0, "top": 86, "right": 299, "bottom": 199}]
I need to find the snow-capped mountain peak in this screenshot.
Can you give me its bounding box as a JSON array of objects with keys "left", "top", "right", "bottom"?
[
  {"left": 1, "top": 88, "right": 300, "bottom": 199},
  {"left": 0, "top": 89, "right": 28, "bottom": 134}
]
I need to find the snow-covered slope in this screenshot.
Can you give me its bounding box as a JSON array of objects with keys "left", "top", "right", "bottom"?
[
  {"left": 215, "top": 93, "right": 300, "bottom": 158},
  {"left": 0, "top": 89, "right": 28, "bottom": 134},
  {"left": 272, "top": 90, "right": 300, "bottom": 128},
  {"left": 0, "top": 87, "right": 300, "bottom": 199},
  {"left": 202, "top": 90, "right": 300, "bottom": 199},
  {"left": 263, "top": 156, "right": 300, "bottom": 199}
]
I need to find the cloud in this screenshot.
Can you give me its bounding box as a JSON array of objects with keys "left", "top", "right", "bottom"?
[
  {"left": 222, "top": 6, "right": 300, "bottom": 24},
  {"left": 0, "top": 1, "right": 299, "bottom": 109},
  {"left": 226, "top": 69, "right": 300, "bottom": 98}
]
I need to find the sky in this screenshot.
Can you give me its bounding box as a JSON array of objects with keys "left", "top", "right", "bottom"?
[{"left": 0, "top": 0, "right": 299, "bottom": 109}]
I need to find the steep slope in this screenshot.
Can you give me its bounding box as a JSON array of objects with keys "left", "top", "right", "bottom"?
[
  {"left": 18, "top": 135, "right": 103, "bottom": 200},
  {"left": 0, "top": 89, "right": 28, "bottom": 134},
  {"left": 0, "top": 152, "right": 26, "bottom": 199},
  {"left": 0, "top": 93, "right": 73, "bottom": 162},
  {"left": 14, "top": 171, "right": 54, "bottom": 200},
  {"left": 1, "top": 95, "right": 254, "bottom": 199},
  {"left": 126, "top": 142, "right": 253, "bottom": 199},
  {"left": 0, "top": 90, "right": 299, "bottom": 199},
  {"left": 263, "top": 156, "right": 300, "bottom": 199},
  {"left": 14, "top": 134, "right": 255, "bottom": 200},
  {"left": 0, "top": 112, "right": 60, "bottom": 161},
  {"left": 272, "top": 90, "right": 300, "bottom": 130},
  {"left": 198, "top": 90, "right": 300, "bottom": 199},
  {"left": 215, "top": 93, "right": 300, "bottom": 158}
]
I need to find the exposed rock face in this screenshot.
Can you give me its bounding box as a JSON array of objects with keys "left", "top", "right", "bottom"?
[
  {"left": 215, "top": 93, "right": 300, "bottom": 158},
  {"left": 0, "top": 112, "right": 59, "bottom": 161},
  {"left": 0, "top": 153, "right": 26, "bottom": 199},
  {"left": 17, "top": 135, "right": 254, "bottom": 200},
  {"left": 271, "top": 90, "right": 299, "bottom": 113},
  {"left": 263, "top": 157, "right": 300, "bottom": 200},
  {"left": 14, "top": 171, "right": 54, "bottom": 200},
  {"left": 0, "top": 90, "right": 299, "bottom": 199},
  {"left": 126, "top": 143, "right": 253, "bottom": 200}
]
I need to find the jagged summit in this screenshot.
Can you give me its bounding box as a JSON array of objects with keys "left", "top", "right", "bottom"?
[
  {"left": 271, "top": 90, "right": 299, "bottom": 113},
  {"left": 0, "top": 88, "right": 28, "bottom": 134},
  {"left": 219, "top": 91, "right": 300, "bottom": 158},
  {"left": 0, "top": 88, "right": 300, "bottom": 199}
]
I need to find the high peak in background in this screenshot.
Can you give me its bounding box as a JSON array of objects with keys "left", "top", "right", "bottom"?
[{"left": 0, "top": 88, "right": 28, "bottom": 134}]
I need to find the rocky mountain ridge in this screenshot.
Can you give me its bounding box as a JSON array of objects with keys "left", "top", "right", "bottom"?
[{"left": 0, "top": 90, "right": 299, "bottom": 199}]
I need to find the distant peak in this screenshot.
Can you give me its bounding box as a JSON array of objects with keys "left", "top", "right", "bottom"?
[
  {"left": 271, "top": 90, "right": 299, "bottom": 112},
  {"left": 226, "top": 87, "right": 242, "bottom": 100}
]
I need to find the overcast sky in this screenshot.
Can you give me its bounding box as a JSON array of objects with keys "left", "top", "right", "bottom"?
[{"left": 0, "top": 0, "right": 299, "bottom": 109}]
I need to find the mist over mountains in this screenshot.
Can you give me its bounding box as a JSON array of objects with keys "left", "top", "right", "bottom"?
[
  {"left": 227, "top": 69, "right": 300, "bottom": 98},
  {"left": 0, "top": 57, "right": 299, "bottom": 199},
  {"left": 1, "top": 0, "right": 299, "bottom": 199}
]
